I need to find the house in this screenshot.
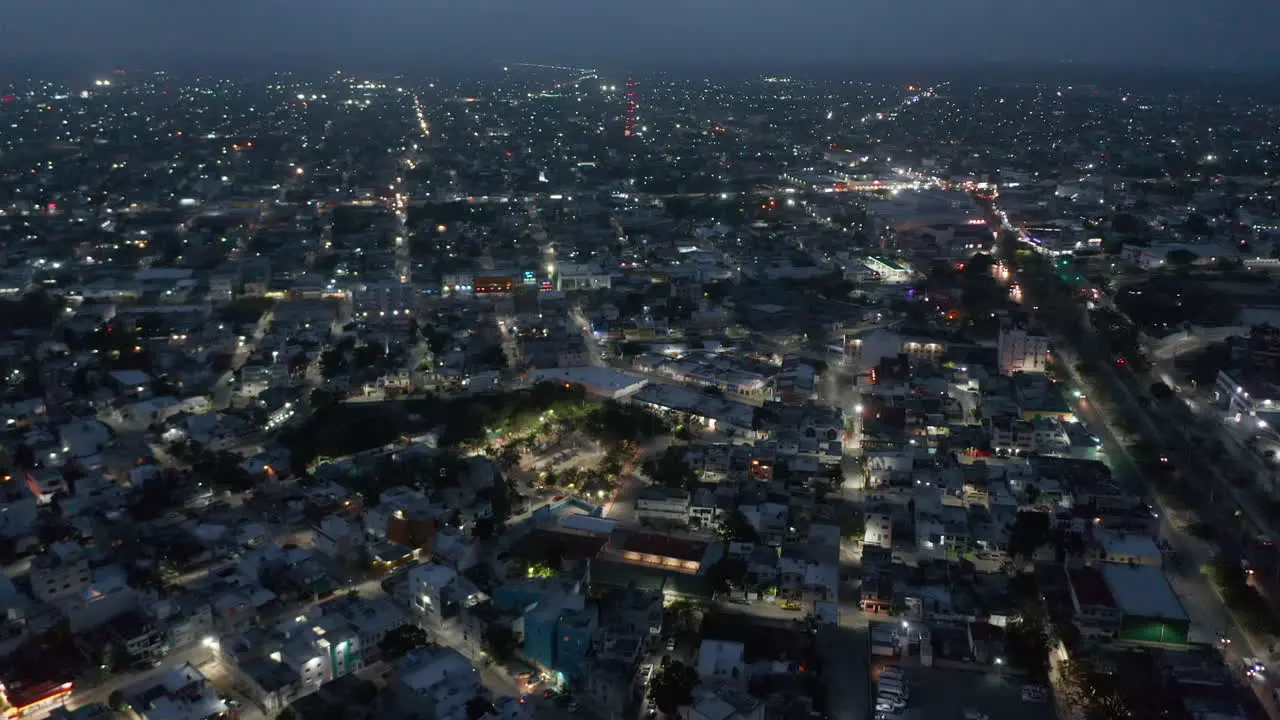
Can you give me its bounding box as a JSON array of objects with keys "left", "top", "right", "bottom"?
[
  {"left": 696, "top": 640, "right": 746, "bottom": 685},
  {"left": 390, "top": 647, "right": 485, "bottom": 720},
  {"left": 1064, "top": 567, "right": 1121, "bottom": 639},
  {"left": 863, "top": 513, "right": 892, "bottom": 549},
  {"left": 409, "top": 563, "right": 458, "bottom": 625},
  {"left": 118, "top": 662, "right": 228, "bottom": 720},
  {"left": 29, "top": 541, "right": 91, "bottom": 603},
  {"left": 635, "top": 487, "right": 691, "bottom": 526},
  {"left": 684, "top": 685, "right": 765, "bottom": 720},
  {"left": 1093, "top": 530, "right": 1162, "bottom": 567}
]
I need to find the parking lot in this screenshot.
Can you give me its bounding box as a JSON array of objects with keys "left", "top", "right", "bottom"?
[{"left": 873, "top": 662, "right": 1055, "bottom": 720}]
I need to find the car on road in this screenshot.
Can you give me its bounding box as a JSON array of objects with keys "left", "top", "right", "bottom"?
[{"left": 1244, "top": 657, "right": 1266, "bottom": 678}]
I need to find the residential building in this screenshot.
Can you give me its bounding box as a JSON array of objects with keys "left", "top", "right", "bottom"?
[
  {"left": 29, "top": 541, "right": 91, "bottom": 603},
  {"left": 390, "top": 647, "right": 485, "bottom": 720},
  {"left": 998, "top": 323, "right": 1049, "bottom": 375},
  {"left": 635, "top": 487, "right": 691, "bottom": 526}
]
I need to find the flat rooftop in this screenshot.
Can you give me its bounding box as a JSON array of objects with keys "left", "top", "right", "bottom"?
[
  {"left": 614, "top": 532, "right": 709, "bottom": 563},
  {"left": 1067, "top": 566, "right": 1116, "bottom": 609},
  {"left": 1101, "top": 563, "right": 1188, "bottom": 621}
]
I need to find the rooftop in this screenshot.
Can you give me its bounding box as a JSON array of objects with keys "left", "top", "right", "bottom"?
[
  {"left": 1066, "top": 566, "right": 1116, "bottom": 609},
  {"left": 1100, "top": 563, "right": 1188, "bottom": 621}
]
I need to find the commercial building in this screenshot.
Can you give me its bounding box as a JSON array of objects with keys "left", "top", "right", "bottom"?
[{"left": 530, "top": 366, "right": 648, "bottom": 400}]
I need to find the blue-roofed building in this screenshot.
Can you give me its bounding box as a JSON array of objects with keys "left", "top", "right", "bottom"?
[{"left": 521, "top": 591, "right": 599, "bottom": 685}]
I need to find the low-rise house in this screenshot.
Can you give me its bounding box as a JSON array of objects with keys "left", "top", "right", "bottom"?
[
  {"left": 118, "top": 662, "right": 228, "bottom": 720},
  {"left": 696, "top": 639, "right": 747, "bottom": 685},
  {"left": 389, "top": 647, "right": 486, "bottom": 720}
]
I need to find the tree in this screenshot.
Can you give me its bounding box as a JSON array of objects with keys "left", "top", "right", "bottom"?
[
  {"left": 1165, "top": 249, "right": 1197, "bottom": 267},
  {"left": 496, "top": 445, "right": 521, "bottom": 471},
  {"left": 706, "top": 555, "right": 748, "bottom": 597},
  {"left": 1110, "top": 212, "right": 1144, "bottom": 236},
  {"left": 1185, "top": 213, "right": 1211, "bottom": 236},
  {"left": 717, "top": 510, "right": 760, "bottom": 543},
  {"left": 1149, "top": 381, "right": 1174, "bottom": 402},
  {"left": 1004, "top": 604, "right": 1050, "bottom": 680},
  {"left": 1008, "top": 511, "right": 1051, "bottom": 560},
  {"left": 379, "top": 624, "right": 430, "bottom": 661},
  {"left": 642, "top": 447, "right": 696, "bottom": 490},
  {"left": 648, "top": 660, "right": 698, "bottom": 715},
  {"left": 319, "top": 349, "right": 345, "bottom": 379},
  {"left": 12, "top": 443, "right": 34, "bottom": 470},
  {"left": 482, "top": 624, "right": 518, "bottom": 663}
]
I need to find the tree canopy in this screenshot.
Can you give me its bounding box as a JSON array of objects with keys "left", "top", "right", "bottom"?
[{"left": 648, "top": 660, "right": 698, "bottom": 714}]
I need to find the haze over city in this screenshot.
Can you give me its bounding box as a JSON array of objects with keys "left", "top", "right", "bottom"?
[{"left": 2, "top": 0, "right": 1279, "bottom": 73}]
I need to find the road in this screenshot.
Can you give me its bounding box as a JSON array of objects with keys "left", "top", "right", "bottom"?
[
  {"left": 1059, "top": 337, "right": 1280, "bottom": 716},
  {"left": 56, "top": 644, "right": 244, "bottom": 719},
  {"left": 1003, "top": 223, "right": 1280, "bottom": 715},
  {"left": 570, "top": 306, "right": 605, "bottom": 368},
  {"left": 602, "top": 436, "right": 674, "bottom": 526}
]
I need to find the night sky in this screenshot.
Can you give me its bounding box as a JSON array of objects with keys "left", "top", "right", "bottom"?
[{"left": 1, "top": 0, "right": 1277, "bottom": 72}]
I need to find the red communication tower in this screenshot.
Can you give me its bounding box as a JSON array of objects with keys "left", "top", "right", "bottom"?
[{"left": 624, "top": 78, "right": 636, "bottom": 137}]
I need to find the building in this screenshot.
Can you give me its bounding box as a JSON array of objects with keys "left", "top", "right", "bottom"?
[
  {"left": 409, "top": 563, "right": 458, "bottom": 625},
  {"left": 29, "top": 541, "right": 91, "bottom": 603},
  {"left": 635, "top": 487, "right": 691, "bottom": 526},
  {"left": 0, "top": 681, "right": 76, "bottom": 719},
  {"left": 998, "top": 323, "right": 1049, "bottom": 375},
  {"left": 554, "top": 264, "right": 612, "bottom": 292},
  {"left": 353, "top": 282, "right": 417, "bottom": 325},
  {"left": 118, "top": 662, "right": 228, "bottom": 720},
  {"left": 684, "top": 685, "right": 765, "bottom": 720},
  {"left": 1100, "top": 563, "right": 1190, "bottom": 644},
  {"left": 1065, "top": 567, "right": 1121, "bottom": 639},
  {"left": 863, "top": 513, "right": 892, "bottom": 549},
  {"left": 390, "top": 647, "right": 484, "bottom": 720},
  {"left": 696, "top": 640, "right": 746, "bottom": 685},
  {"left": 522, "top": 592, "right": 598, "bottom": 682},
  {"left": 1214, "top": 369, "right": 1280, "bottom": 417},
  {"left": 1094, "top": 530, "right": 1162, "bottom": 567},
  {"left": 529, "top": 367, "right": 648, "bottom": 400}
]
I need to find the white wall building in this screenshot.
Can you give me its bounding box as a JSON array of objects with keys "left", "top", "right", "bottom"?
[
  {"left": 998, "top": 325, "right": 1049, "bottom": 375},
  {"left": 635, "top": 487, "right": 691, "bottom": 526},
  {"left": 409, "top": 563, "right": 458, "bottom": 625},
  {"left": 863, "top": 513, "right": 892, "bottom": 549}
]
